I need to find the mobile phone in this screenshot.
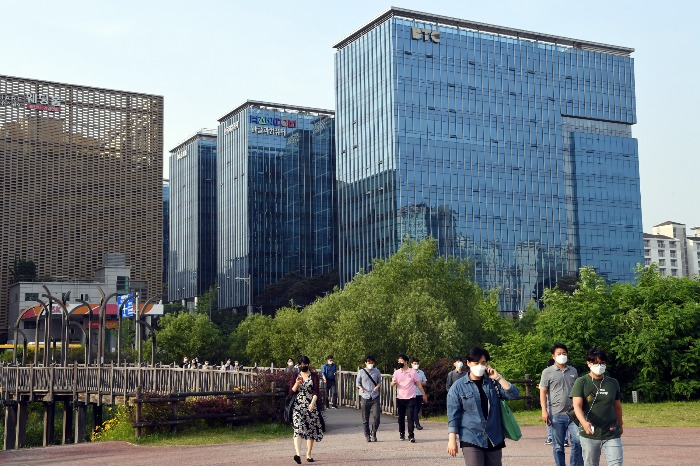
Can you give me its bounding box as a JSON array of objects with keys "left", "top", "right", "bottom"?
[{"left": 590, "top": 425, "right": 595, "bottom": 433}]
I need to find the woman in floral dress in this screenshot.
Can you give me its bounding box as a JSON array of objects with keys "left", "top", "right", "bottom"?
[{"left": 289, "top": 355, "right": 323, "bottom": 463}]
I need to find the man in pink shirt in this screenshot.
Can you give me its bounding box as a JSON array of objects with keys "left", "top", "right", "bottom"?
[{"left": 391, "top": 353, "right": 428, "bottom": 442}]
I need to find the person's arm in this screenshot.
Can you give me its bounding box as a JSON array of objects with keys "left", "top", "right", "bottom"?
[
  {"left": 614, "top": 399, "right": 623, "bottom": 435},
  {"left": 573, "top": 396, "right": 593, "bottom": 435},
  {"left": 446, "top": 372, "right": 453, "bottom": 391},
  {"left": 447, "top": 432, "right": 459, "bottom": 457},
  {"left": 390, "top": 371, "right": 398, "bottom": 387},
  {"left": 540, "top": 386, "right": 550, "bottom": 424},
  {"left": 446, "top": 386, "right": 462, "bottom": 457},
  {"left": 414, "top": 373, "right": 428, "bottom": 402},
  {"left": 321, "top": 365, "right": 327, "bottom": 383},
  {"left": 356, "top": 371, "right": 365, "bottom": 394}
]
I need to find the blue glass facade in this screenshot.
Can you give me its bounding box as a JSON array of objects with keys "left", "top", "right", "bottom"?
[
  {"left": 163, "top": 179, "right": 170, "bottom": 291},
  {"left": 168, "top": 132, "right": 218, "bottom": 302},
  {"left": 217, "top": 102, "right": 336, "bottom": 310},
  {"left": 334, "top": 9, "right": 643, "bottom": 312}
]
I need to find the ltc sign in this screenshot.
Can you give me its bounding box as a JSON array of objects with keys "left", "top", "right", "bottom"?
[{"left": 411, "top": 27, "right": 440, "bottom": 43}]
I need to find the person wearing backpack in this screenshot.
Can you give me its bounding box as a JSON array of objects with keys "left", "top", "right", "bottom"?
[{"left": 356, "top": 354, "right": 382, "bottom": 442}]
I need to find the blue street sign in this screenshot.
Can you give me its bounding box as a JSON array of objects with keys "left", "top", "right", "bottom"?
[{"left": 117, "top": 294, "right": 135, "bottom": 317}]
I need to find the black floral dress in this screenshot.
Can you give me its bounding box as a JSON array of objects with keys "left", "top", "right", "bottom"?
[{"left": 292, "top": 376, "right": 324, "bottom": 441}]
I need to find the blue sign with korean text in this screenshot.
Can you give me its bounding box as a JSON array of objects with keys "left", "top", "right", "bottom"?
[{"left": 117, "top": 294, "right": 135, "bottom": 317}]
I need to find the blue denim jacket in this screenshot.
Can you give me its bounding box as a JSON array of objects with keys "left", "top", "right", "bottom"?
[{"left": 447, "top": 376, "right": 520, "bottom": 448}]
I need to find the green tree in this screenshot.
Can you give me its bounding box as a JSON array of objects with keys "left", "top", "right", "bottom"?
[
  {"left": 611, "top": 265, "right": 700, "bottom": 400},
  {"left": 235, "top": 238, "right": 485, "bottom": 370},
  {"left": 156, "top": 311, "right": 224, "bottom": 363}
]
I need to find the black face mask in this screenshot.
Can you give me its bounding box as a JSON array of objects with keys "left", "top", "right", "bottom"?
[
  {"left": 397, "top": 362, "right": 405, "bottom": 369},
  {"left": 299, "top": 365, "right": 310, "bottom": 372}
]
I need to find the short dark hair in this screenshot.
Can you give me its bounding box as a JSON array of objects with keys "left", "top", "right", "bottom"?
[
  {"left": 586, "top": 348, "right": 608, "bottom": 363},
  {"left": 410, "top": 357, "right": 420, "bottom": 363},
  {"left": 326, "top": 355, "right": 334, "bottom": 360},
  {"left": 365, "top": 354, "right": 376, "bottom": 363},
  {"left": 465, "top": 347, "right": 490, "bottom": 363},
  {"left": 397, "top": 353, "right": 409, "bottom": 362},
  {"left": 551, "top": 343, "right": 568, "bottom": 354},
  {"left": 297, "top": 355, "right": 311, "bottom": 365},
  {"left": 452, "top": 355, "right": 463, "bottom": 363}
]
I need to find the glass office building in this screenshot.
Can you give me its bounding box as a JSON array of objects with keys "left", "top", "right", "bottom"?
[
  {"left": 168, "top": 131, "right": 217, "bottom": 303},
  {"left": 334, "top": 8, "right": 643, "bottom": 312},
  {"left": 163, "top": 179, "right": 170, "bottom": 292},
  {"left": 217, "top": 101, "right": 335, "bottom": 311}
]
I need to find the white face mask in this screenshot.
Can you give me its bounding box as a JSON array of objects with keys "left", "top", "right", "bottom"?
[
  {"left": 590, "top": 364, "right": 606, "bottom": 375},
  {"left": 412, "top": 364, "right": 419, "bottom": 370},
  {"left": 366, "top": 364, "right": 374, "bottom": 370},
  {"left": 470, "top": 364, "right": 487, "bottom": 377},
  {"left": 555, "top": 354, "right": 568, "bottom": 365},
  {"left": 328, "top": 360, "right": 333, "bottom": 365},
  {"left": 456, "top": 361, "right": 464, "bottom": 370},
  {"left": 288, "top": 361, "right": 293, "bottom": 366}
]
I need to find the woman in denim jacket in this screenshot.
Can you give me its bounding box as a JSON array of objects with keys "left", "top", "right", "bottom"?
[{"left": 447, "top": 347, "right": 520, "bottom": 466}]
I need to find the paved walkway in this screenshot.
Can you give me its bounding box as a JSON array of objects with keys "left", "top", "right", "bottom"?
[{"left": 1, "top": 407, "right": 699, "bottom": 465}]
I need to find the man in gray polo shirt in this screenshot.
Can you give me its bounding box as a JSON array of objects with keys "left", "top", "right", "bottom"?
[
  {"left": 540, "top": 343, "right": 582, "bottom": 466},
  {"left": 356, "top": 354, "right": 382, "bottom": 442}
]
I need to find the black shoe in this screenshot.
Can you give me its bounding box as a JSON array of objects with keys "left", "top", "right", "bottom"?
[
  {"left": 366, "top": 435, "right": 371, "bottom": 442},
  {"left": 415, "top": 423, "right": 423, "bottom": 430},
  {"left": 409, "top": 436, "right": 416, "bottom": 443},
  {"left": 400, "top": 434, "right": 405, "bottom": 441},
  {"left": 306, "top": 458, "right": 314, "bottom": 463},
  {"left": 371, "top": 432, "right": 377, "bottom": 442},
  {"left": 294, "top": 455, "right": 301, "bottom": 464}
]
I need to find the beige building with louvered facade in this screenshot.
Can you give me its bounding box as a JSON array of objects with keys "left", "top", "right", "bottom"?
[{"left": 0, "top": 75, "right": 163, "bottom": 341}]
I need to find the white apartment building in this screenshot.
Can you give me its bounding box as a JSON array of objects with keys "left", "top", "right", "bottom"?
[{"left": 643, "top": 221, "right": 700, "bottom": 277}]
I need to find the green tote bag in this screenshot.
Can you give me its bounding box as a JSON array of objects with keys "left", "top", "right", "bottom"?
[{"left": 500, "top": 399, "right": 522, "bottom": 441}]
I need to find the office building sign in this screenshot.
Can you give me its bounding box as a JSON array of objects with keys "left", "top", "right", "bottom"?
[
  {"left": 224, "top": 120, "right": 239, "bottom": 134},
  {"left": 411, "top": 26, "right": 440, "bottom": 43},
  {"left": 0, "top": 93, "right": 62, "bottom": 112},
  {"left": 250, "top": 115, "right": 297, "bottom": 136}
]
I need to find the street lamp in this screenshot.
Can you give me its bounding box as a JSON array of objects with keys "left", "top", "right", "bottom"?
[{"left": 234, "top": 274, "right": 253, "bottom": 316}]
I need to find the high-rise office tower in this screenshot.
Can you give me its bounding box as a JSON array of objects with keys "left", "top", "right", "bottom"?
[
  {"left": 0, "top": 75, "right": 163, "bottom": 339},
  {"left": 334, "top": 8, "right": 642, "bottom": 312},
  {"left": 168, "top": 131, "right": 218, "bottom": 305},
  {"left": 217, "top": 101, "right": 336, "bottom": 312}
]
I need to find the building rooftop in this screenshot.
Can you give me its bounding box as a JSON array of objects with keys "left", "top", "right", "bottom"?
[
  {"left": 169, "top": 129, "right": 217, "bottom": 153},
  {"left": 652, "top": 220, "right": 686, "bottom": 228},
  {"left": 333, "top": 7, "right": 634, "bottom": 56},
  {"left": 218, "top": 100, "right": 334, "bottom": 123},
  {"left": 644, "top": 233, "right": 674, "bottom": 240}
]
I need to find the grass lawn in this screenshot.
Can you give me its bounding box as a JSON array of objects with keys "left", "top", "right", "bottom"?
[
  {"left": 127, "top": 423, "right": 290, "bottom": 446},
  {"left": 426, "top": 401, "right": 700, "bottom": 427}
]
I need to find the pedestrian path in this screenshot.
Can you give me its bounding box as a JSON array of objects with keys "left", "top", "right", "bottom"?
[{"left": 1, "top": 407, "right": 698, "bottom": 465}]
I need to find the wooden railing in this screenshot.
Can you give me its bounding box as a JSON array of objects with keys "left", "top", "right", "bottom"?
[
  {"left": 1, "top": 364, "right": 535, "bottom": 413},
  {"left": 0, "top": 364, "right": 258, "bottom": 403}
]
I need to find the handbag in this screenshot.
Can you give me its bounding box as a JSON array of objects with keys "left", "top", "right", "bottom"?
[
  {"left": 499, "top": 399, "right": 522, "bottom": 441},
  {"left": 566, "top": 407, "right": 580, "bottom": 426},
  {"left": 283, "top": 393, "right": 297, "bottom": 424}
]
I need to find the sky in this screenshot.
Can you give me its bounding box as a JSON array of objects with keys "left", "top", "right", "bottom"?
[{"left": 2, "top": 0, "right": 698, "bottom": 232}]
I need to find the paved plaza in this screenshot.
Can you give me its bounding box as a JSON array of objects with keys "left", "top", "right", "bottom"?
[{"left": 1, "top": 407, "right": 698, "bottom": 465}]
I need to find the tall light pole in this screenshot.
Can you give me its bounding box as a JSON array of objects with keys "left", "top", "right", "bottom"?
[{"left": 234, "top": 274, "right": 253, "bottom": 316}]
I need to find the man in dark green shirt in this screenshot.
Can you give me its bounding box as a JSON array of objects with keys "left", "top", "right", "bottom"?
[{"left": 570, "top": 348, "right": 623, "bottom": 466}]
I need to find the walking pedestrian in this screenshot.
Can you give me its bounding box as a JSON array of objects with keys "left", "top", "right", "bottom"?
[
  {"left": 411, "top": 357, "right": 427, "bottom": 430},
  {"left": 356, "top": 354, "right": 382, "bottom": 442},
  {"left": 391, "top": 353, "right": 427, "bottom": 443},
  {"left": 447, "top": 346, "right": 520, "bottom": 466},
  {"left": 289, "top": 355, "right": 323, "bottom": 463},
  {"left": 446, "top": 355, "right": 468, "bottom": 392},
  {"left": 540, "top": 343, "right": 582, "bottom": 466},
  {"left": 570, "top": 348, "right": 623, "bottom": 466},
  {"left": 321, "top": 354, "right": 338, "bottom": 409}
]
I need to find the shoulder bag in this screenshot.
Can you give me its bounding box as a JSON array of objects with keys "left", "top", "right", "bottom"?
[
  {"left": 567, "top": 375, "right": 602, "bottom": 426},
  {"left": 497, "top": 383, "right": 522, "bottom": 441},
  {"left": 284, "top": 392, "right": 297, "bottom": 424}
]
